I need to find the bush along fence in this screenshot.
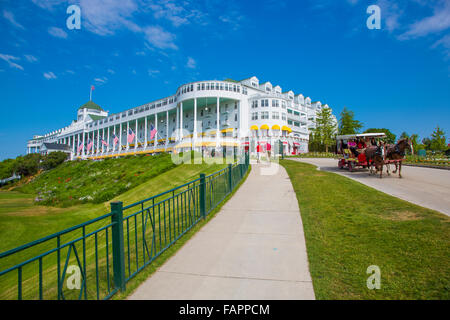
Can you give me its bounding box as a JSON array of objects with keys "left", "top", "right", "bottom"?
[{"left": 0, "top": 154, "right": 250, "bottom": 300}]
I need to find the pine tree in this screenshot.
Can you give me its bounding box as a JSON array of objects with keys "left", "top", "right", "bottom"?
[
  {"left": 430, "top": 126, "right": 446, "bottom": 151},
  {"left": 313, "top": 107, "right": 337, "bottom": 152},
  {"left": 338, "top": 107, "right": 363, "bottom": 135}
]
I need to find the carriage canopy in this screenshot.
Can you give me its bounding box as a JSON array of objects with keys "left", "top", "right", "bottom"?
[{"left": 336, "top": 133, "right": 386, "bottom": 141}]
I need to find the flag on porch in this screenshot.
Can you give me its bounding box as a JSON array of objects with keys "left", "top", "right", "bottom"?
[
  {"left": 127, "top": 128, "right": 135, "bottom": 144},
  {"left": 86, "top": 139, "right": 93, "bottom": 152},
  {"left": 101, "top": 138, "right": 108, "bottom": 147},
  {"left": 77, "top": 141, "right": 84, "bottom": 153},
  {"left": 150, "top": 124, "right": 157, "bottom": 140},
  {"left": 113, "top": 134, "right": 119, "bottom": 146}
]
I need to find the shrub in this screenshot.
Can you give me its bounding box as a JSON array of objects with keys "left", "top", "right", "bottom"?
[{"left": 41, "top": 152, "right": 69, "bottom": 170}]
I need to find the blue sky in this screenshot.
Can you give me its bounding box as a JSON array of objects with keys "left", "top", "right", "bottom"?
[{"left": 0, "top": 0, "right": 449, "bottom": 160}]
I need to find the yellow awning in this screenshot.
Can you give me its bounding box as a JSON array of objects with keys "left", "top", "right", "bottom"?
[
  {"left": 221, "top": 128, "right": 234, "bottom": 133},
  {"left": 272, "top": 124, "right": 280, "bottom": 130},
  {"left": 260, "top": 124, "right": 269, "bottom": 130},
  {"left": 250, "top": 125, "right": 259, "bottom": 130},
  {"left": 282, "top": 125, "right": 292, "bottom": 133},
  {"left": 222, "top": 141, "right": 239, "bottom": 147},
  {"left": 194, "top": 141, "right": 216, "bottom": 147}
]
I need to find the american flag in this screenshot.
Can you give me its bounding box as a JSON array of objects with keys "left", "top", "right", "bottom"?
[
  {"left": 150, "top": 124, "right": 157, "bottom": 140},
  {"left": 86, "top": 139, "right": 93, "bottom": 151},
  {"left": 101, "top": 138, "right": 108, "bottom": 147},
  {"left": 113, "top": 134, "right": 119, "bottom": 146},
  {"left": 77, "top": 140, "right": 84, "bottom": 153},
  {"left": 127, "top": 128, "right": 135, "bottom": 144}
]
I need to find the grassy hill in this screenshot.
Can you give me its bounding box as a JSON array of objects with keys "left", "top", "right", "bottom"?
[
  {"left": 14, "top": 153, "right": 176, "bottom": 207},
  {"left": 0, "top": 157, "right": 229, "bottom": 300}
]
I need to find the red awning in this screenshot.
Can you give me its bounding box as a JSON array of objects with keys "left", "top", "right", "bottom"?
[{"left": 293, "top": 142, "right": 300, "bottom": 146}]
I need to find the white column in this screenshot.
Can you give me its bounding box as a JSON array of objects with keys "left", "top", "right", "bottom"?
[
  {"left": 216, "top": 97, "right": 220, "bottom": 146},
  {"left": 96, "top": 129, "right": 100, "bottom": 155},
  {"left": 176, "top": 105, "right": 179, "bottom": 141},
  {"left": 154, "top": 113, "right": 158, "bottom": 148},
  {"left": 82, "top": 131, "right": 86, "bottom": 157},
  {"left": 135, "top": 119, "right": 138, "bottom": 150},
  {"left": 166, "top": 110, "right": 169, "bottom": 148},
  {"left": 144, "top": 116, "right": 148, "bottom": 149},
  {"left": 180, "top": 102, "right": 183, "bottom": 140},
  {"left": 72, "top": 135, "right": 75, "bottom": 155},
  {"left": 107, "top": 127, "right": 110, "bottom": 152},
  {"left": 126, "top": 121, "right": 130, "bottom": 150},
  {"left": 193, "top": 98, "right": 197, "bottom": 139},
  {"left": 119, "top": 123, "right": 122, "bottom": 153}
]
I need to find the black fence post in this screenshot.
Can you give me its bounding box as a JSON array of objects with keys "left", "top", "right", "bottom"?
[
  {"left": 200, "top": 173, "right": 206, "bottom": 219},
  {"left": 110, "top": 201, "right": 126, "bottom": 292}
]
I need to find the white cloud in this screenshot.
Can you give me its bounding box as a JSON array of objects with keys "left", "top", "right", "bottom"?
[
  {"left": 31, "top": 0, "right": 66, "bottom": 11},
  {"left": 43, "top": 71, "right": 57, "bottom": 80},
  {"left": 148, "top": 69, "right": 160, "bottom": 77},
  {"left": 107, "top": 69, "right": 115, "bottom": 74},
  {"left": 432, "top": 34, "right": 450, "bottom": 59},
  {"left": 144, "top": 26, "right": 178, "bottom": 50},
  {"left": 48, "top": 27, "right": 68, "bottom": 39},
  {"left": 79, "top": 0, "right": 141, "bottom": 36},
  {"left": 94, "top": 76, "right": 108, "bottom": 84},
  {"left": 135, "top": 51, "right": 146, "bottom": 56},
  {"left": 186, "top": 57, "right": 196, "bottom": 69},
  {"left": 0, "top": 54, "right": 24, "bottom": 70},
  {"left": 399, "top": 2, "right": 450, "bottom": 39},
  {"left": 3, "top": 10, "right": 25, "bottom": 29},
  {"left": 24, "top": 55, "right": 38, "bottom": 63}
]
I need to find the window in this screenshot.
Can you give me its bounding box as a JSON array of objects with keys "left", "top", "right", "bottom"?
[
  {"left": 282, "top": 101, "right": 286, "bottom": 109},
  {"left": 282, "top": 113, "right": 286, "bottom": 120},
  {"left": 197, "top": 84, "right": 200, "bottom": 90},
  {"left": 261, "top": 111, "right": 269, "bottom": 120},
  {"left": 234, "top": 114, "right": 237, "bottom": 121},
  {"left": 261, "top": 99, "right": 268, "bottom": 107},
  {"left": 234, "top": 102, "right": 238, "bottom": 109},
  {"left": 287, "top": 109, "right": 293, "bottom": 114},
  {"left": 251, "top": 112, "right": 258, "bottom": 120},
  {"left": 272, "top": 112, "right": 280, "bottom": 120},
  {"left": 272, "top": 100, "right": 279, "bottom": 107}
]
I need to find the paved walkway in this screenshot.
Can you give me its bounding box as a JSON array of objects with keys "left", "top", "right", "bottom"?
[
  {"left": 129, "top": 162, "right": 315, "bottom": 300},
  {"left": 294, "top": 158, "right": 450, "bottom": 216}
]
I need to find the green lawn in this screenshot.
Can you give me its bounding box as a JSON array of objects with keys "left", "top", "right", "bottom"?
[
  {"left": 12, "top": 153, "right": 177, "bottom": 207},
  {"left": 281, "top": 160, "right": 450, "bottom": 300},
  {"left": 0, "top": 161, "right": 229, "bottom": 300}
]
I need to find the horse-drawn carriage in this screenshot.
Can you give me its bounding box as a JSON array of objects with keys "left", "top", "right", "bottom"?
[{"left": 335, "top": 133, "right": 413, "bottom": 178}]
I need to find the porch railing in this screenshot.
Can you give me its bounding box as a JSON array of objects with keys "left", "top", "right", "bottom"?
[{"left": 0, "top": 154, "right": 250, "bottom": 300}]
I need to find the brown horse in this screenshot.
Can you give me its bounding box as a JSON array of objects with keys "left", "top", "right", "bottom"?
[
  {"left": 365, "top": 143, "right": 387, "bottom": 178},
  {"left": 385, "top": 139, "right": 412, "bottom": 178}
]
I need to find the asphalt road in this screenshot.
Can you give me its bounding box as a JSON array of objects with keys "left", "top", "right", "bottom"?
[{"left": 292, "top": 158, "right": 450, "bottom": 217}]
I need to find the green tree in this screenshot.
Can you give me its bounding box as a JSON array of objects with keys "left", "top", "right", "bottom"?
[
  {"left": 364, "top": 128, "right": 396, "bottom": 144},
  {"left": 410, "top": 134, "right": 419, "bottom": 154},
  {"left": 400, "top": 132, "right": 409, "bottom": 140},
  {"left": 422, "top": 138, "right": 432, "bottom": 150},
  {"left": 338, "top": 107, "right": 363, "bottom": 135},
  {"left": 313, "top": 107, "right": 337, "bottom": 152},
  {"left": 13, "top": 153, "right": 41, "bottom": 177},
  {"left": 41, "top": 152, "right": 69, "bottom": 170},
  {"left": 429, "top": 126, "right": 446, "bottom": 151}
]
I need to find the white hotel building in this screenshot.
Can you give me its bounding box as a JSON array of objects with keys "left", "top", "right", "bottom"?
[{"left": 27, "top": 76, "right": 337, "bottom": 159}]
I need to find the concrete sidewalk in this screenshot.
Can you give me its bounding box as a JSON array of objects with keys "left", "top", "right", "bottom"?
[{"left": 129, "top": 162, "right": 315, "bottom": 300}]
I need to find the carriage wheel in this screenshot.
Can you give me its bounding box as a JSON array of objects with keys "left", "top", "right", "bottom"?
[{"left": 348, "top": 161, "right": 354, "bottom": 172}]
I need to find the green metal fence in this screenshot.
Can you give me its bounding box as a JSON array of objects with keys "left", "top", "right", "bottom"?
[{"left": 0, "top": 154, "right": 250, "bottom": 300}]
